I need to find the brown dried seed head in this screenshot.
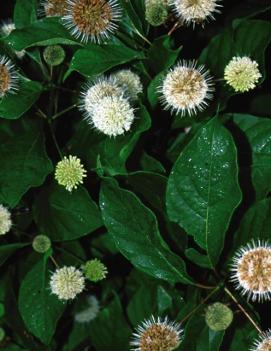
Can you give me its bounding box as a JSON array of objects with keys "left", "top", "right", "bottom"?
[
  {"left": 45, "top": 0, "right": 68, "bottom": 17},
  {"left": 257, "top": 339, "right": 271, "bottom": 351},
  {"left": 0, "top": 64, "right": 10, "bottom": 97}
]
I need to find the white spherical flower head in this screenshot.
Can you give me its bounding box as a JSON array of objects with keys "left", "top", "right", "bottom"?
[
  {"left": 75, "top": 295, "right": 100, "bottom": 323},
  {"left": 0, "top": 56, "right": 19, "bottom": 98},
  {"left": 224, "top": 56, "right": 262, "bottom": 93},
  {"left": 0, "top": 205, "right": 12, "bottom": 235},
  {"left": 63, "top": 0, "right": 122, "bottom": 43},
  {"left": 50, "top": 266, "right": 85, "bottom": 301},
  {"left": 160, "top": 60, "right": 214, "bottom": 116},
  {"left": 251, "top": 330, "right": 271, "bottom": 351},
  {"left": 55, "top": 155, "right": 87, "bottom": 192},
  {"left": 90, "top": 95, "right": 135, "bottom": 137},
  {"left": 131, "top": 316, "right": 183, "bottom": 351},
  {"left": 111, "top": 69, "right": 143, "bottom": 101},
  {"left": 41, "top": 0, "right": 68, "bottom": 17},
  {"left": 81, "top": 76, "right": 125, "bottom": 117},
  {"left": 170, "top": 0, "right": 222, "bottom": 27},
  {"left": 231, "top": 240, "right": 271, "bottom": 302}
]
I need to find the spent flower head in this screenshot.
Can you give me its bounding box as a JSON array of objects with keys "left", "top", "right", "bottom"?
[
  {"left": 43, "top": 45, "right": 65, "bottom": 66},
  {"left": 145, "top": 0, "right": 168, "bottom": 27},
  {"left": 160, "top": 60, "right": 214, "bottom": 116},
  {"left": 251, "top": 330, "right": 271, "bottom": 351},
  {"left": 205, "top": 302, "right": 233, "bottom": 331},
  {"left": 0, "top": 205, "right": 12, "bottom": 235},
  {"left": 63, "top": 0, "right": 122, "bottom": 43},
  {"left": 230, "top": 240, "right": 271, "bottom": 302},
  {"left": 41, "top": 0, "right": 68, "bottom": 17},
  {"left": 55, "top": 155, "right": 87, "bottom": 192},
  {"left": 131, "top": 316, "right": 183, "bottom": 351},
  {"left": 83, "top": 259, "right": 108, "bottom": 282},
  {"left": 170, "top": 0, "right": 222, "bottom": 27},
  {"left": 32, "top": 235, "right": 51, "bottom": 253},
  {"left": 50, "top": 266, "right": 85, "bottom": 300},
  {"left": 75, "top": 295, "right": 100, "bottom": 323},
  {"left": 111, "top": 69, "right": 143, "bottom": 101},
  {"left": 224, "top": 56, "right": 262, "bottom": 93},
  {"left": 0, "top": 56, "right": 19, "bottom": 98}
]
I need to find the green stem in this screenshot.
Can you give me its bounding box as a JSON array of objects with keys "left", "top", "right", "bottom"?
[{"left": 52, "top": 104, "right": 77, "bottom": 120}]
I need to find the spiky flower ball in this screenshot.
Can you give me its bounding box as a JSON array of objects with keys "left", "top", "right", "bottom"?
[
  {"left": 83, "top": 259, "right": 108, "bottom": 282},
  {"left": 160, "top": 60, "right": 214, "bottom": 116},
  {"left": 63, "top": 0, "right": 122, "bottom": 43},
  {"left": 32, "top": 235, "right": 51, "bottom": 253},
  {"left": 145, "top": 0, "right": 168, "bottom": 27},
  {"left": 111, "top": 69, "right": 143, "bottom": 101},
  {"left": 205, "top": 302, "right": 233, "bottom": 331},
  {"left": 224, "top": 56, "right": 262, "bottom": 93},
  {"left": 170, "top": 0, "right": 222, "bottom": 26},
  {"left": 231, "top": 240, "right": 271, "bottom": 302},
  {"left": 0, "top": 205, "right": 12, "bottom": 235},
  {"left": 50, "top": 266, "right": 85, "bottom": 300},
  {"left": 0, "top": 56, "right": 19, "bottom": 98},
  {"left": 131, "top": 316, "right": 183, "bottom": 351},
  {"left": 41, "top": 0, "right": 68, "bottom": 17},
  {"left": 55, "top": 155, "right": 87, "bottom": 192},
  {"left": 90, "top": 95, "right": 135, "bottom": 137},
  {"left": 1, "top": 20, "right": 25, "bottom": 59},
  {"left": 43, "top": 45, "right": 65, "bottom": 66},
  {"left": 82, "top": 76, "right": 125, "bottom": 116},
  {"left": 75, "top": 295, "right": 100, "bottom": 323},
  {"left": 252, "top": 330, "right": 271, "bottom": 351}
]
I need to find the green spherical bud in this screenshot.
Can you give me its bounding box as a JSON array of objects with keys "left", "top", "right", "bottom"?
[
  {"left": 205, "top": 302, "right": 233, "bottom": 332},
  {"left": 0, "top": 327, "right": 5, "bottom": 342},
  {"left": 0, "top": 303, "right": 4, "bottom": 318},
  {"left": 43, "top": 45, "right": 65, "bottom": 66},
  {"left": 145, "top": 0, "right": 168, "bottom": 27},
  {"left": 32, "top": 235, "right": 51, "bottom": 254},
  {"left": 83, "top": 259, "right": 108, "bottom": 282}
]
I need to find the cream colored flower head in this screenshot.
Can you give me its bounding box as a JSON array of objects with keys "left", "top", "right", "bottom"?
[
  {"left": 131, "top": 316, "right": 183, "bottom": 351},
  {"left": 169, "top": 0, "right": 222, "bottom": 27},
  {"left": 63, "top": 0, "right": 122, "bottom": 43},
  {"left": 224, "top": 56, "right": 262, "bottom": 93},
  {"left": 90, "top": 95, "right": 135, "bottom": 137},
  {"left": 41, "top": 0, "right": 68, "bottom": 17},
  {"left": 75, "top": 295, "right": 100, "bottom": 323},
  {"left": 0, "top": 56, "right": 19, "bottom": 98},
  {"left": 81, "top": 76, "right": 125, "bottom": 117},
  {"left": 0, "top": 205, "right": 12, "bottom": 235},
  {"left": 50, "top": 266, "right": 85, "bottom": 301},
  {"left": 55, "top": 155, "right": 87, "bottom": 192},
  {"left": 251, "top": 330, "right": 271, "bottom": 351},
  {"left": 111, "top": 69, "right": 143, "bottom": 101},
  {"left": 160, "top": 60, "right": 214, "bottom": 116},
  {"left": 230, "top": 240, "right": 271, "bottom": 302}
]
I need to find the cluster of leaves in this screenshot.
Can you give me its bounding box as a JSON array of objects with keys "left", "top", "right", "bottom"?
[{"left": 0, "top": 0, "right": 271, "bottom": 350}]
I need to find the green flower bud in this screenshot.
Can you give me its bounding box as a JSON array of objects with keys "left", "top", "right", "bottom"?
[
  {"left": 0, "top": 327, "right": 5, "bottom": 342},
  {"left": 205, "top": 302, "right": 233, "bottom": 332},
  {"left": 43, "top": 45, "right": 65, "bottom": 66},
  {"left": 145, "top": 0, "right": 168, "bottom": 27},
  {"left": 32, "top": 235, "right": 51, "bottom": 253},
  {"left": 83, "top": 259, "right": 108, "bottom": 282}
]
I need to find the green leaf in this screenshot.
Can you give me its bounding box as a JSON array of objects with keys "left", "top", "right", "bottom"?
[
  {"left": 185, "top": 248, "right": 211, "bottom": 269},
  {"left": 0, "top": 78, "right": 42, "bottom": 119},
  {"left": 89, "top": 295, "right": 131, "bottom": 351},
  {"left": 6, "top": 17, "right": 80, "bottom": 51},
  {"left": 167, "top": 118, "right": 242, "bottom": 267},
  {"left": 100, "top": 178, "right": 194, "bottom": 284},
  {"left": 0, "top": 121, "right": 53, "bottom": 208},
  {"left": 0, "top": 243, "right": 29, "bottom": 266},
  {"left": 66, "top": 42, "right": 145, "bottom": 78},
  {"left": 230, "top": 113, "right": 271, "bottom": 199},
  {"left": 33, "top": 184, "right": 102, "bottom": 241},
  {"left": 69, "top": 104, "right": 151, "bottom": 175},
  {"left": 139, "top": 152, "right": 166, "bottom": 173},
  {"left": 14, "top": 0, "right": 38, "bottom": 29},
  {"left": 18, "top": 253, "right": 66, "bottom": 345}
]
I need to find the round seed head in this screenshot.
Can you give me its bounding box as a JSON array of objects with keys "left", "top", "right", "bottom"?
[
  {"left": 83, "top": 259, "right": 108, "bottom": 282},
  {"left": 224, "top": 56, "right": 262, "bottom": 93},
  {"left": 145, "top": 0, "right": 168, "bottom": 27},
  {"left": 43, "top": 45, "right": 65, "bottom": 66},
  {"left": 169, "top": 0, "right": 222, "bottom": 27},
  {"left": 50, "top": 266, "right": 85, "bottom": 300},
  {"left": 0, "top": 56, "right": 19, "bottom": 98},
  {"left": 160, "top": 60, "right": 214, "bottom": 116},
  {"left": 131, "top": 316, "right": 183, "bottom": 351},
  {"left": 41, "top": 0, "right": 68, "bottom": 17},
  {"left": 230, "top": 240, "right": 271, "bottom": 302},
  {"left": 63, "top": 0, "right": 122, "bottom": 43},
  {"left": 111, "top": 69, "right": 143, "bottom": 101},
  {"left": 32, "top": 235, "right": 52, "bottom": 253},
  {"left": 205, "top": 302, "right": 233, "bottom": 331},
  {"left": 0, "top": 205, "right": 12, "bottom": 235}
]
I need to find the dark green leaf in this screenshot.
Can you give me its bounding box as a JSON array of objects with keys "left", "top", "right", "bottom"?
[
  {"left": 14, "top": 0, "right": 38, "bottom": 29},
  {"left": 0, "top": 243, "right": 29, "bottom": 266}
]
